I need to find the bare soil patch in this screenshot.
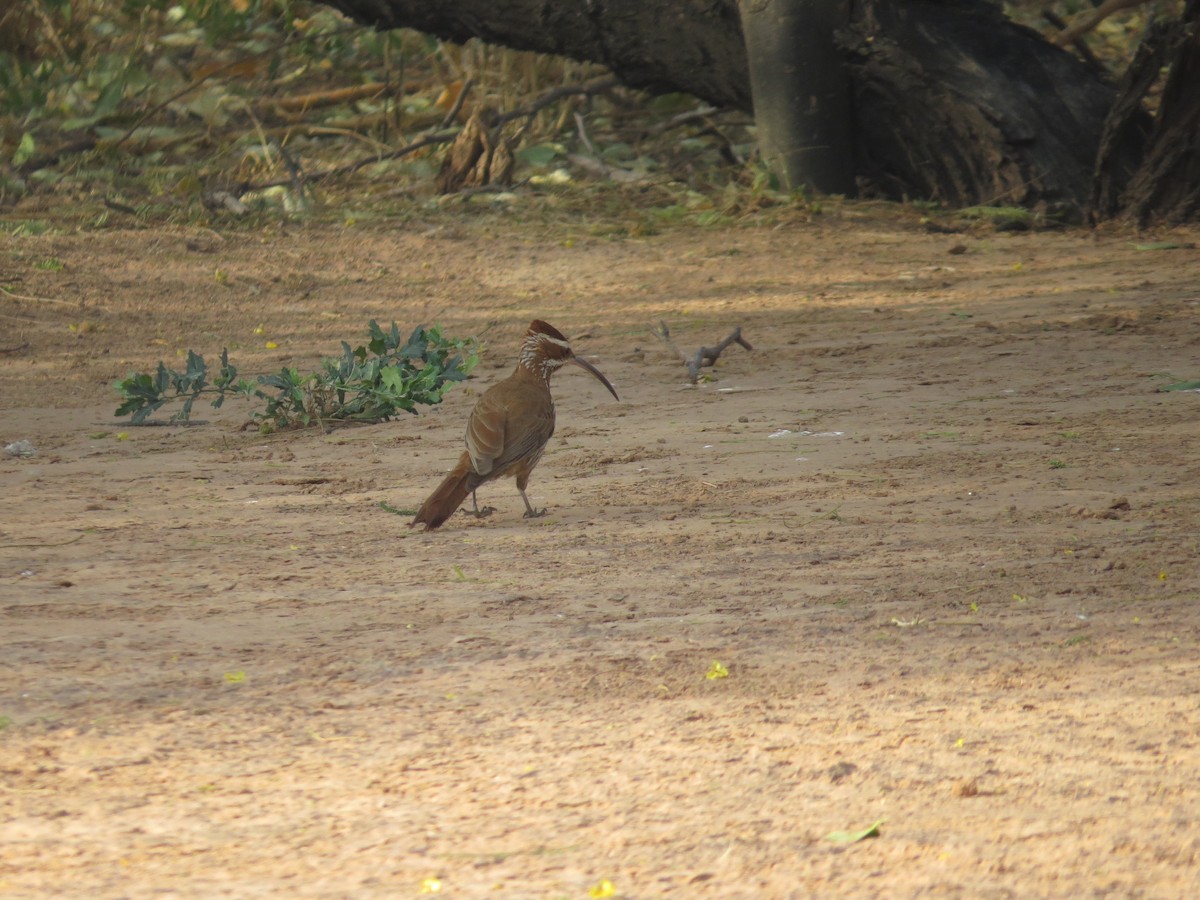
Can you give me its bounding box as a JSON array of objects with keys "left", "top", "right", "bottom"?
[{"left": 2, "top": 207, "right": 1199, "bottom": 897}]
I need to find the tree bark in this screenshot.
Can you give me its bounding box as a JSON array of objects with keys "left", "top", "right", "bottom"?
[
  {"left": 322, "top": 0, "right": 751, "bottom": 110},
  {"left": 321, "top": 0, "right": 1145, "bottom": 213},
  {"left": 741, "top": 0, "right": 856, "bottom": 194},
  {"left": 837, "top": 0, "right": 1133, "bottom": 212},
  {"left": 1106, "top": 0, "right": 1200, "bottom": 225}
]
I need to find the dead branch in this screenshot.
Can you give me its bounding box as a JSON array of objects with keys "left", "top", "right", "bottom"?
[
  {"left": 0, "top": 285, "right": 80, "bottom": 307},
  {"left": 642, "top": 104, "right": 720, "bottom": 138},
  {"left": 436, "top": 112, "right": 508, "bottom": 193},
  {"left": 492, "top": 77, "right": 620, "bottom": 127},
  {"left": 240, "top": 77, "right": 618, "bottom": 195},
  {"left": 1042, "top": 9, "right": 1104, "bottom": 73},
  {"left": 440, "top": 77, "right": 474, "bottom": 128},
  {"left": 0, "top": 341, "right": 31, "bottom": 355},
  {"left": 276, "top": 82, "right": 388, "bottom": 114},
  {"left": 16, "top": 138, "right": 97, "bottom": 177},
  {"left": 1053, "top": 0, "right": 1145, "bottom": 46},
  {"left": 654, "top": 320, "right": 753, "bottom": 383},
  {"left": 103, "top": 198, "right": 138, "bottom": 216},
  {"left": 244, "top": 127, "right": 459, "bottom": 192}
]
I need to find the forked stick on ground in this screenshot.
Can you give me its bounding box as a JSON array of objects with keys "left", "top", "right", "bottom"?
[{"left": 655, "top": 320, "right": 753, "bottom": 383}]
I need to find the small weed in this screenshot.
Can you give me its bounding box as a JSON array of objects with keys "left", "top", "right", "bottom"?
[
  {"left": 114, "top": 321, "right": 478, "bottom": 427},
  {"left": 379, "top": 501, "right": 415, "bottom": 516},
  {"left": 0, "top": 221, "right": 51, "bottom": 236},
  {"left": 1049, "top": 458, "right": 1067, "bottom": 469},
  {"left": 34, "top": 258, "right": 64, "bottom": 271},
  {"left": 957, "top": 206, "right": 1034, "bottom": 230}
]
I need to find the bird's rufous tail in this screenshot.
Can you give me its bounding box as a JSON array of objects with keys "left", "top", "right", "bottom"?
[{"left": 411, "top": 455, "right": 475, "bottom": 530}]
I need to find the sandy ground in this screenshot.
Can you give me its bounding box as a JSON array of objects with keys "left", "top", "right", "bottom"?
[{"left": 1, "top": 205, "right": 1199, "bottom": 897}]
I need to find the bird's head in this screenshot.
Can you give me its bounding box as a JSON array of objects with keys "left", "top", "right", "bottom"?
[{"left": 520, "top": 320, "right": 619, "bottom": 400}]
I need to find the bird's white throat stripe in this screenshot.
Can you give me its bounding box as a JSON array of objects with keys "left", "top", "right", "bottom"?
[{"left": 520, "top": 344, "right": 569, "bottom": 372}]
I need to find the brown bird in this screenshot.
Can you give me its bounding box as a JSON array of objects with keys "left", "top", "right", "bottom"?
[{"left": 411, "top": 320, "right": 619, "bottom": 530}]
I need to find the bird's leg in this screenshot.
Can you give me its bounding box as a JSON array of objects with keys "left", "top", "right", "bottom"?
[
  {"left": 518, "top": 486, "right": 546, "bottom": 519},
  {"left": 515, "top": 473, "right": 546, "bottom": 519},
  {"left": 468, "top": 490, "right": 495, "bottom": 518}
]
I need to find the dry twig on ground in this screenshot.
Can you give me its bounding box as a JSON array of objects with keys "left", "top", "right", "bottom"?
[{"left": 654, "top": 320, "right": 753, "bottom": 383}]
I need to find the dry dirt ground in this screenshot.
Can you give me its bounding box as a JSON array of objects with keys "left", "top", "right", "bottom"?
[{"left": 1, "top": 205, "right": 1199, "bottom": 898}]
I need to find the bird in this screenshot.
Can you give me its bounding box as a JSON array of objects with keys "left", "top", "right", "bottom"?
[{"left": 411, "top": 320, "right": 619, "bottom": 530}]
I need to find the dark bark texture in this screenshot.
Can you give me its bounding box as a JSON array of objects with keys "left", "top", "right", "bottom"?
[
  {"left": 836, "top": 0, "right": 1131, "bottom": 210},
  {"left": 1100, "top": 0, "right": 1200, "bottom": 225},
  {"left": 321, "top": 0, "right": 1154, "bottom": 213},
  {"left": 324, "top": 0, "right": 751, "bottom": 110},
  {"left": 742, "top": 0, "right": 856, "bottom": 194}
]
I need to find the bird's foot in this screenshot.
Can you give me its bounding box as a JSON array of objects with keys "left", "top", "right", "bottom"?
[
  {"left": 470, "top": 505, "right": 496, "bottom": 519},
  {"left": 522, "top": 507, "right": 547, "bottom": 520}
]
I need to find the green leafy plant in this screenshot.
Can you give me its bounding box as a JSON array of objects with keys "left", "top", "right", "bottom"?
[{"left": 114, "top": 321, "right": 478, "bottom": 428}]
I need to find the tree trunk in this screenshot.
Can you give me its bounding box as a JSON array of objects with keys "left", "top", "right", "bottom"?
[
  {"left": 1102, "top": 0, "right": 1200, "bottom": 225},
  {"left": 741, "top": 0, "right": 856, "bottom": 194},
  {"left": 836, "top": 0, "right": 1134, "bottom": 213},
  {"left": 321, "top": 0, "right": 1145, "bottom": 213}
]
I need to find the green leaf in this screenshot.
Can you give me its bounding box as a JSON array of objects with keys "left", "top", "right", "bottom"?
[
  {"left": 400, "top": 324, "right": 428, "bottom": 359},
  {"left": 95, "top": 74, "right": 127, "bottom": 119},
  {"left": 155, "top": 361, "right": 171, "bottom": 394},
  {"left": 12, "top": 132, "right": 35, "bottom": 167},
  {"left": 1159, "top": 380, "right": 1200, "bottom": 392},
  {"left": 516, "top": 143, "right": 564, "bottom": 167},
  {"left": 185, "top": 348, "right": 206, "bottom": 381},
  {"left": 379, "top": 365, "right": 407, "bottom": 393},
  {"left": 440, "top": 355, "right": 469, "bottom": 382},
  {"left": 367, "top": 319, "right": 389, "bottom": 355},
  {"left": 826, "top": 819, "right": 884, "bottom": 844}
]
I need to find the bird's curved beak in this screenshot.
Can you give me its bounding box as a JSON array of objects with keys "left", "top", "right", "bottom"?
[{"left": 571, "top": 356, "right": 619, "bottom": 401}]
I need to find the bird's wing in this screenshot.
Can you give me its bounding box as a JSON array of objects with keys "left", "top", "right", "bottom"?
[
  {"left": 491, "top": 398, "right": 554, "bottom": 473},
  {"left": 465, "top": 381, "right": 556, "bottom": 478},
  {"left": 465, "top": 391, "right": 506, "bottom": 476}
]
